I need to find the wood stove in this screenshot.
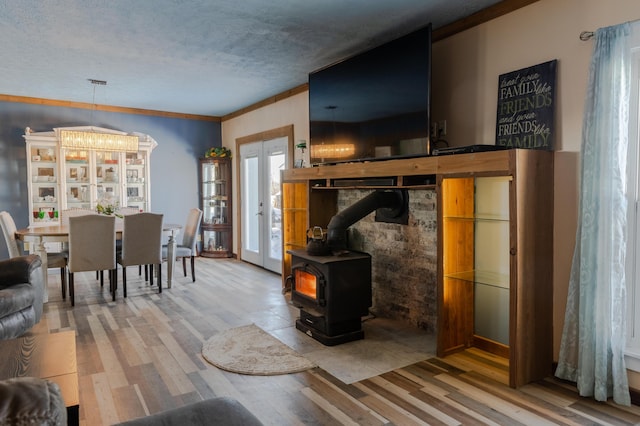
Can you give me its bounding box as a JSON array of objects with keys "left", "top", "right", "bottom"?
[
  {"left": 288, "top": 189, "right": 406, "bottom": 346},
  {"left": 289, "top": 249, "right": 371, "bottom": 346}
]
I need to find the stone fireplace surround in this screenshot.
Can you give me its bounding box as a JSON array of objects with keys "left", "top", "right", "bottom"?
[{"left": 337, "top": 188, "right": 437, "bottom": 333}]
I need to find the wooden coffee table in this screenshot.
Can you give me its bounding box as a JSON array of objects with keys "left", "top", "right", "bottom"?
[{"left": 0, "top": 330, "right": 79, "bottom": 425}]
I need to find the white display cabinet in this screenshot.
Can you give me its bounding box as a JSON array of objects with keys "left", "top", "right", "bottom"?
[{"left": 24, "top": 126, "right": 157, "bottom": 226}]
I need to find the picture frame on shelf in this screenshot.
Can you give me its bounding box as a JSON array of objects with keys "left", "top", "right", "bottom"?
[
  {"left": 38, "top": 187, "right": 55, "bottom": 198},
  {"left": 69, "top": 187, "right": 79, "bottom": 199},
  {"left": 37, "top": 149, "right": 54, "bottom": 161},
  {"left": 38, "top": 167, "right": 54, "bottom": 177}
]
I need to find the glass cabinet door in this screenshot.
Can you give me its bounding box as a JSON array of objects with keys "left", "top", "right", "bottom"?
[
  {"left": 95, "top": 150, "right": 121, "bottom": 209},
  {"left": 203, "top": 229, "right": 231, "bottom": 253},
  {"left": 29, "top": 145, "right": 59, "bottom": 224},
  {"left": 202, "top": 161, "right": 228, "bottom": 225},
  {"left": 125, "top": 151, "right": 148, "bottom": 211},
  {"left": 64, "top": 149, "right": 92, "bottom": 209},
  {"left": 473, "top": 176, "right": 511, "bottom": 346}
]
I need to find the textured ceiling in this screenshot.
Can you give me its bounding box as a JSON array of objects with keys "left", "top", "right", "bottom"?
[{"left": 0, "top": 0, "right": 502, "bottom": 117}]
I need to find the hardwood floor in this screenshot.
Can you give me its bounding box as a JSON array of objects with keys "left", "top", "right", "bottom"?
[{"left": 35, "top": 257, "right": 640, "bottom": 425}]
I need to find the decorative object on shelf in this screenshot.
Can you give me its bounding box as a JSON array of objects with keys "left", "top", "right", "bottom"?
[
  {"left": 295, "top": 140, "right": 306, "bottom": 168},
  {"left": 96, "top": 194, "right": 119, "bottom": 216},
  {"left": 204, "top": 147, "right": 232, "bottom": 158}
]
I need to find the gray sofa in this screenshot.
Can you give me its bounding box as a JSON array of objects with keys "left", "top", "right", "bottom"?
[
  {"left": 0, "top": 255, "right": 44, "bottom": 340},
  {"left": 116, "top": 397, "right": 263, "bottom": 425}
]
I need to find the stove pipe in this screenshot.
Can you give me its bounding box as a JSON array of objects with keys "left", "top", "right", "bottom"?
[{"left": 326, "top": 189, "right": 407, "bottom": 251}]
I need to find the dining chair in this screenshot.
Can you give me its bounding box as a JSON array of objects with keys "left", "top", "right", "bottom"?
[
  {"left": 0, "top": 211, "right": 68, "bottom": 299},
  {"left": 115, "top": 207, "right": 144, "bottom": 275},
  {"left": 67, "top": 215, "right": 116, "bottom": 306},
  {"left": 162, "top": 208, "right": 202, "bottom": 282},
  {"left": 117, "top": 212, "right": 164, "bottom": 298},
  {"left": 116, "top": 207, "right": 141, "bottom": 216},
  {"left": 60, "top": 208, "right": 96, "bottom": 225},
  {"left": 60, "top": 208, "right": 107, "bottom": 283}
]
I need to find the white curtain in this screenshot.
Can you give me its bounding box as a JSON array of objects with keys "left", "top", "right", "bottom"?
[{"left": 555, "top": 22, "right": 636, "bottom": 405}]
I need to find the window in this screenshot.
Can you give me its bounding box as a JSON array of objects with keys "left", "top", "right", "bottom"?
[{"left": 625, "top": 38, "right": 640, "bottom": 372}]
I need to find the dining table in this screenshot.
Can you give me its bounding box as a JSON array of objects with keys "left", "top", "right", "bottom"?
[{"left": 15, "top": 222, "right": 182, "bottom": 302}]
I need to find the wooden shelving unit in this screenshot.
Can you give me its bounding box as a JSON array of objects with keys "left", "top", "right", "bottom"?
[{"left": 281, "top": 149, "right": 554, "bottom": 387}]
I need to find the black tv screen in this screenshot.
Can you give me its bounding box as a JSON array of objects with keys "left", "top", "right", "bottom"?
[{"left": 309, "top": 24, "right": 432, "bottom": 165}]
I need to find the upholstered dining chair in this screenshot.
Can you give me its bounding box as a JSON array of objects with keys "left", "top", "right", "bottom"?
[
  {"left": 60, "top": 208, "right": 107, "bottom": 284},
  {"left": 115, "top": 207, "right": 142, "bottom": 273},
  {"left": 67, "top": 214, "right": 116, "bottom": 306},
  {"left": 162, "top": 208, "right": 202, "bottom": 282},
  {"left": 0, "top": 211, "right": 68, "bottom": 299},
  {"left": 60, "top": 208, "right": 96, "bottom": 225},
  {"left": 116, "top": 207, "right": 141, "bottom": 216},
  {"left": 117, "top": 212, "right": 164, "bottom": 298}
]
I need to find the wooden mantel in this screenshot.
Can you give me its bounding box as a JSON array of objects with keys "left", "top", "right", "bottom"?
[{"left": 282, "top": 149, "right": 519, "bottom": 183}]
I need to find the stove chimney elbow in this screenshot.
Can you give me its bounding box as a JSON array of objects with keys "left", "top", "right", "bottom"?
[{"left": 326, "top": 189, "right": 406, "bottom": 251}]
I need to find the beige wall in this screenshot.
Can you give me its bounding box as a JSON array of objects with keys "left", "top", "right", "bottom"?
[
  {"left": 432, "top": 0, "right": 640, "bottom": 359},
  {"left": 221, "top": 91, "right": 309, "bottom": 255},
  {"left": 222, "top": 0, "right": 640, "bottom": 387}
]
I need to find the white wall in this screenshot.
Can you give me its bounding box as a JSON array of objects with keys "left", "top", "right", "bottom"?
[{"left": 222, "top": 0, "right": 640, "bottom": 387}]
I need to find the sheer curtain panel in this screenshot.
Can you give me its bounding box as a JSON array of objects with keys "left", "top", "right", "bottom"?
[{"left": 555, "top": 22, "right": 638, "bottom": 405}]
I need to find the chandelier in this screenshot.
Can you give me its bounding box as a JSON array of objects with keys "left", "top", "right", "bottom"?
[
  {"left": 57, "top": 78, "right": 140, "bottom": 152},
  {"left": 59, "top": 129, "right": 139, "bottom": 152}
]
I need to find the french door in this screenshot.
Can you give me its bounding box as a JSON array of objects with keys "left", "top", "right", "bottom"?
[{"left": 240, "top": 137, "right": 287, "bottom": 273}]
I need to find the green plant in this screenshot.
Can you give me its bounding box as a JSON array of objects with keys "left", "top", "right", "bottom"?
[
  {"left": 204, "top": 147, "right": 232, "bottom": 158},
  {"left": 96, "top": 195, "right": 119, "bottom": 216}
]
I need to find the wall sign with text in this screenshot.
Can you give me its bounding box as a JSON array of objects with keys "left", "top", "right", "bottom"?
[{"left": 495, "top": 59, "right": 557, "bottom": 150}]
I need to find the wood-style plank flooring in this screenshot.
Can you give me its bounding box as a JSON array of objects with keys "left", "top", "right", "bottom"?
[{"left": 32, "top": 257, "right": 640, "bottom": 425}]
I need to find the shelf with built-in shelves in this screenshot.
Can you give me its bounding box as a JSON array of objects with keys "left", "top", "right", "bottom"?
[
  {"left": 443, "top": 270, "right": 510, "bottom": 289},
  {"left": 282, "top": 149, "right": 553, "bottom": 388}
]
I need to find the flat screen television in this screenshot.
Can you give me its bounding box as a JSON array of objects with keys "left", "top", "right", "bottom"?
[{"left": 309, "top": 23, "right": 432, "bottom": 166}]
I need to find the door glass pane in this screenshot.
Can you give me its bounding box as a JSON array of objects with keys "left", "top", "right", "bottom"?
[
  {"left": 268, "top": 152, "right": 285, "bottom": 260},
  {"left": 243, "top": 156, "right": 260, "bottom": 252}
]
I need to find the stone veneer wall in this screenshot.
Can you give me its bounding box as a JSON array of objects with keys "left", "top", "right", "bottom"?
[{"left": 336, "top": 189, "right": 438, "bottom": 332}]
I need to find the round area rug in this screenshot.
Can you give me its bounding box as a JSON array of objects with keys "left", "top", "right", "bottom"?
[{"left": 202, "top": 323, "right": 315, "bottom": 375}]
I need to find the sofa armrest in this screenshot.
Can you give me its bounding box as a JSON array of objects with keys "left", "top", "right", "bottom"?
[
  {"left": 0, "top": 255, "right": 42, "bottom": 291},
  {"left": 0, "top": 377, "right": 67, "bottom": 425}
]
